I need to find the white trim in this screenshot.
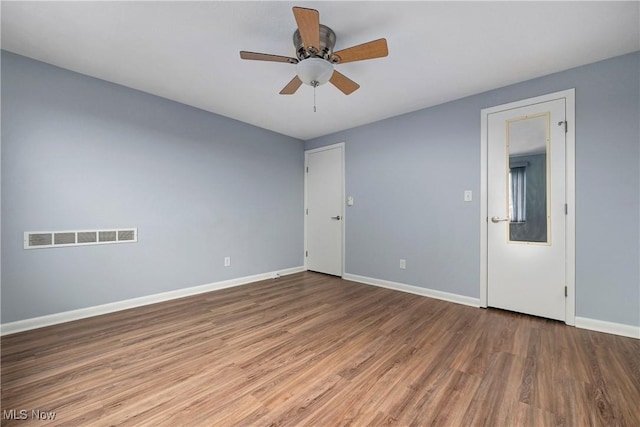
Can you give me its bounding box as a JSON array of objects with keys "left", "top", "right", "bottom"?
[
  {"left": 304, "top": 142, "right": 346, "bottom": 277},
  {"left": 575, "top": 317, "right": 640, "bottom": 339},
  {"left": 344, "top": 273, "right": 480, "bottom": 308},
  {"left": 564, "top": 90, "right": 576, "bottom": 325},
  {"left": 480, "top": 109, "right": 489, "bottom": 307},
  {"left": 0, "top": 266, "right": 305, "bottom": 336},
  {"left": 345, "top": 274, "right": 638, "bottom": 340},
  {"left": 480, "top": 89, "right": 576, "bottom": 326}
]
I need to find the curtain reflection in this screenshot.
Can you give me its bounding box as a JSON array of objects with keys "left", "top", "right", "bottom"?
[
  {"left": 507, "top": 113, "right": 549, "bottom": 244},
  {"left": 509, "top": 166, "right": 527, "bottom": 223}
]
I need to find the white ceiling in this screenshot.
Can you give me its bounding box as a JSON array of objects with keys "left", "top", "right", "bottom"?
[{"left": 2, "top": 1, "right": 638, "bottom": 140}]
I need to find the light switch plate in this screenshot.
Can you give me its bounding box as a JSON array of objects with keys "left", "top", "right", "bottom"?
[{"left": 464, "top": 190, "right": 473, "bottom": 202}]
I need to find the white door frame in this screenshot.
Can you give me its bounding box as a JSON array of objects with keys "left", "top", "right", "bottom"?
[
  {"left": 304, "top": 142, "right": 346, "bottom": 276},
  {"left": 480, "top": 89, "right": 576, "bottom": 325}
]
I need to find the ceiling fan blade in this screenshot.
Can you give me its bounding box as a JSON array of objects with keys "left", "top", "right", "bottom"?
[
  {"left": 292, "top": 6, "right": 320, "bottom": 52},
  {"left": 333, "top": 38, "right": 389, "bottom": 64},
  {"left": 240, "top": 51, "right": 298, "bottom": 64},
  {"left": 280, "top": 76, "right": 303, "bottom": 95},
  {"left": 330, "top": 71, "right": 360, "bottom": 95}
]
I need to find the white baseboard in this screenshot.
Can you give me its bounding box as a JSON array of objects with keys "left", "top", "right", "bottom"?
[
  {"left": 343, "top": 274, "right": 638, "bottom": 340},
  {"left": 7, "top": 268, "right": 636, "bottom": 341},
  {"left": 0, "top": 266, "right": 305, "bottom": 336},
  {"left": 575, "top": 316, "right": 640, "bottom": 339},
  {"left": 343, "top": 273, "right": 480, "bottom": 308}
]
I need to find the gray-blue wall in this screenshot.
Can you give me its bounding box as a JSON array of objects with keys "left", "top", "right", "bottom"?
[
  {"left": 3, "top": 50, "right": 639, "bottom": 329},
  {"left": 1, "top": 51, "right": 305, "bottom": 323},
  {"left": 306, "top": 52, "right": 640, "bottom": 328}
]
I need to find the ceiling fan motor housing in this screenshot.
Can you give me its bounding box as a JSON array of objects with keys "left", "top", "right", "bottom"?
[{"left": 294, "top": 24, "right": 337, "bottom": 62}]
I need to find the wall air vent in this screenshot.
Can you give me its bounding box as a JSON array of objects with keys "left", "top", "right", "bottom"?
[
  {"left": 54, "top": 232, "right": 76, "bottom": 245},
  {"left": 29, "top": 233, "right": 52, "bottom": 247},
  {"left": 77, "top": 231, "right": 97, "bottom": 244},
  {"left": 99, "top": 231, "right": 117, "bottom": 242},
  {"left": 118, "top": 230, "right": 135, "bottom": 241},
  {"left": 24, "top": 228, "right": 137, "bottom": 249}
]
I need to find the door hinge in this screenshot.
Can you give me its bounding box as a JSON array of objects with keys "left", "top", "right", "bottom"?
[
  {"left": 564, "top": 286, "right": 568, "bottom": 297},
  {"left": 558, "top": 120, "right": 567, "bottom": 133},
  {"left": 565, "top": 203, "right": 568, "bottom": 215},
  {"left": 306, "top": 166, "right": 309, "bottom": 173},
  {"left": 306, "top": 208, "right": 308, "bottom": 215},
  {"left": 305, "top": 250, "right": 308, "bottom": 257}
]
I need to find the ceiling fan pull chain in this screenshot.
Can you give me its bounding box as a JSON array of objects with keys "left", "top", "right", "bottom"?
[{"left": 313, "top": 81, "right": 317, "bottom": 112}]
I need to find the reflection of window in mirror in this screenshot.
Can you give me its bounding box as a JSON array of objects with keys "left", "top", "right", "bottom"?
[
  {"left": 507, "top": 112, "right": 549, "bottom": 244},
  {"left": 509, "top": 165, "right": 527, "bottom": 223}
]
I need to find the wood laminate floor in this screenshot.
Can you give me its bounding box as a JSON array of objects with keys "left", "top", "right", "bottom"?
[{"left": 1, "top": 272, "right": 639, "bottom": 426}]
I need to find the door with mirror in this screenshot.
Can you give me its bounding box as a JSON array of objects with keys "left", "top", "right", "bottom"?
[{"left": 487, "top": 99, "right": 566, "bottom": 321}]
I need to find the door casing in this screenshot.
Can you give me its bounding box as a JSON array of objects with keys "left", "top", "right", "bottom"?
[
  {"left": 480, "top": 89, "right": 576, "bottom": 325},
  {"left": 304, "top": 142, "right": 346, "bottom": 276}
]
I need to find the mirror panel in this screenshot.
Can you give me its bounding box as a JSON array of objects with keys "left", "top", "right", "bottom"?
[{"left": 506, "top": 113, "right": 550, "bottom": 244}]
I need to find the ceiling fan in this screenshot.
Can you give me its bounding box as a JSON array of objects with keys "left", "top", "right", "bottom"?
[{"left": 240, "top": 6, "right": 389, "bottom": 96}]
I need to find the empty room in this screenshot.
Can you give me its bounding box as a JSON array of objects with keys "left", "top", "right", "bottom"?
[{"left": 1, "top": 1, "right": 639, "bottom": 426}]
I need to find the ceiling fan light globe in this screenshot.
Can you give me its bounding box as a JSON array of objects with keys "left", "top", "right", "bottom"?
[{"left": 296, "top": 58, "right": 334, "bottom": 86}]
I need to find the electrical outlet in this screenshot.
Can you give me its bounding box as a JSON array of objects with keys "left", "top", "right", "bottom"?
[
  {"left": 224, "top": 256, "right": 231, "bottom": 267},
  {"left": 399, "top": 259, "right": 406, "bottom": 269}
]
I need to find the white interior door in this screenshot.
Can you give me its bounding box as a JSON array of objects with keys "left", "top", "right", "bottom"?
[
  {"left": 487, "top": 99, "right": 567, "bottom": 321},
  {"left": 305, "top": 144, "right": 344, "bottom": 276}
]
